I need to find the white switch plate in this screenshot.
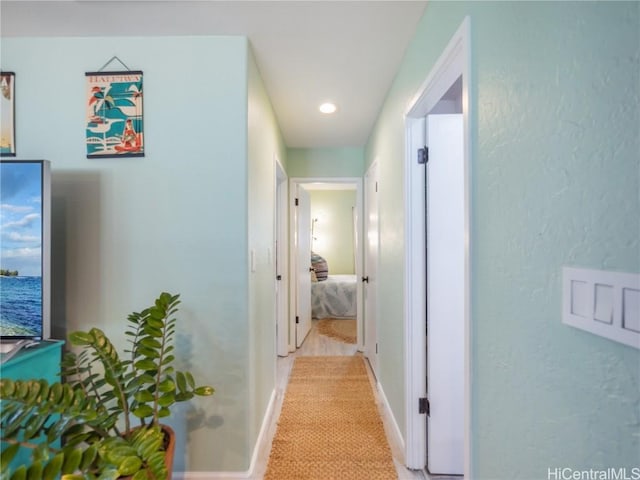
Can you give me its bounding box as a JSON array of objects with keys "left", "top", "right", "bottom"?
[{"left": 563, "top": 267, "right": 640, "bottom": 349}]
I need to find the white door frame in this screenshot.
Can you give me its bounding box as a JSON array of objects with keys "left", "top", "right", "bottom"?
[
  {"left": 288, "top": 177, "right": 364, "bottom": 352},
  {"left": 275, "top": 156, "right": 289, "bottom": 357},
  {"left": 403, "top": 17, "right": 471, "bottom": 475}
]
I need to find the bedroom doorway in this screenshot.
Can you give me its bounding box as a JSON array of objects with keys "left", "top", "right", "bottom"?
[{"left": 288, "top": 177, "right": 364, "bottom": 354}]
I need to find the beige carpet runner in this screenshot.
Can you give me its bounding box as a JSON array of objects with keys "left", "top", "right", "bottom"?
[
  {"left": 265, "top": 356, "right": 397, "bottom": 480},
  {"left": 316, "top": 318, "right": 357, "bottom": 344}
]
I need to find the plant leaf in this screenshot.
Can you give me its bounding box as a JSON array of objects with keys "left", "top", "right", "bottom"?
[
  {"left": 10, "top": 464, "right": 27, "bottom": 480},
  {"left": 26, "top": 461, "right": 43, "bottom": 480},
  {"left": 176, "top": 372, "right": 187, "bottom": 393},
  {"left": 43, "top": 453, "right": 65, "bottom": 480},
  {"left": 1, "top": 444, "right": 20, "bottom": 470},
  {"left": 158, "top": 379, "right": 175, "bottom": 393},
  {"left": 132, "top": 405, "right": 153, "bottom": 419},
  {"left": 134, "top": 359, "right": 157, "bottom": 371},
  {"left": 196, "top": 386, "right": 215, "bottom": 396},
  {"left": 116, "top": 457, "right": 143, "bottom": 477},
  {"left": 68, "top": 331, "right": 94, "bottom": 346},
  {"left": 61, "top": 448, "right": 82, "bottom": 475}
]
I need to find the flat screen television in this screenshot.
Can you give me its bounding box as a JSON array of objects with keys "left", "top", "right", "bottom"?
[{"left": 0, "top": 160, "right": 51, "bottom": 350}]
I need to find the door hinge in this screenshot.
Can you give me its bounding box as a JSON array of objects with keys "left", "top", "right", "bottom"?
[
  {"left": 375, "top": 181, "right": 378, "bottom": 193},
  {"left": 295, "top": 316, "right": 300, "bottom": 324},
  {"left": 419, "top": 397, "right": 430, "bottom": 415},
  {"left": 417, "top": 146, "right": 428, "bottom": 164},
  {"left": 375, "top": 343, "right": 378, "bottom": 354},
  {"left": 295, "top": 198, "right": 299, "bottom": 206}
]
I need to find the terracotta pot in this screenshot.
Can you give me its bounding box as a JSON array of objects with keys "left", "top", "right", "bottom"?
[{"left": 162, "top": 425, "right": 176, "bottom": 478}]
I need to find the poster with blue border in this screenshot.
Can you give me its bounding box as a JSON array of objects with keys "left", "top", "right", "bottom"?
[{"left": 85, "top": 71, "right": 144, "bottom": 158}]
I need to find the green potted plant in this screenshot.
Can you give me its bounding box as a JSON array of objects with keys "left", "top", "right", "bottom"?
[{"left": 0, "top": 292, "right": 214, "bottom": 480}]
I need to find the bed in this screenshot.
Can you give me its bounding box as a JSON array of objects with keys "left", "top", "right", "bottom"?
[{"left": 311, "top": 274, "right": 357, "bottom": 319}]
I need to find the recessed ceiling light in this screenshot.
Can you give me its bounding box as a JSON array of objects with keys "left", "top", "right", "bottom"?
[{"left": 319, "top": 102, "right": 337, "bottom": 114}]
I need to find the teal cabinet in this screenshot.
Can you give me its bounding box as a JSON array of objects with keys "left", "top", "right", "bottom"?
[{"left": 0, "top": 340, "right": 64, "bottom": 470}]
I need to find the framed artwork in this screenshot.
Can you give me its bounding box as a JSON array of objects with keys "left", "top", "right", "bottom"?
[
  {"left": 85, "top": 70, "right": 144, "bottom": 158},
  {"left": 0, "top": 72, "right": 16, "bottom": 157}
]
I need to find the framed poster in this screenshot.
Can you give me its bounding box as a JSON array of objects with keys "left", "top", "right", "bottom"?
[
  {"left": 85, "top": 70, "right": 144, "bottom": 158},
  {"left": 0, "top": 72, "right": 16, "bottom": 157}
]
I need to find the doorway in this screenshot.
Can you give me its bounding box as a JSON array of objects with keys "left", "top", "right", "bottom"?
[
  {"left": 404, "top": 17, "right": 471, "bottom": 476},
  {"left": 288, "top": 177, "right": 364, "bottom": 354}
]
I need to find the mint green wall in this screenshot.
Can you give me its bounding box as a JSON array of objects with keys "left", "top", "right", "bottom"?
[
  {"left": 367, "top": 2, "right": 640, "bottom": 478},
  {"left": 1, "top": 36, "right": 254, "bottom": 473},
  {"left": 247, "top": 45, "right": 286, "bottom": 464},
  {"left": 309, "top": 190, "right": 357, "bottom": 274},
  {"left": 287, "top": 147, "right": 364, "bottom": 177}
]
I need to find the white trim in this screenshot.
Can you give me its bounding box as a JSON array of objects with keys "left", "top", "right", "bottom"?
[
  {"left": 377, "top": 380, "right": 405, "bottom": 455},
  {"left": 178, "top": 471, "right": 247, "bottom": 480},
  {"left": 247, "top": 389, "right": 277, "bottom": 477},
  {"left": 288, "top": 177, "right": 364, "bottom": 351},
  {"left": 176, "top": 389, "right": 278, "bottom": 480},
  {"left": 403, "top": 16, "right": 472, "bottom": 476},
  {"left": 274, "top": 155, "right": 289, "bottom": 357},
  {"left": 403, "top": 116, "right": 427, "bottom": 469}
]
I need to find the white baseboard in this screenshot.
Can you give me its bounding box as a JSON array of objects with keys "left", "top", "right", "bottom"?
[
  {"left": 175, "top": 388, "right": 277, "bottom": 480},
  {"left": 377, "top": 380, "right": 405, "bottom": 454},
  {"left": 176, "top": 472, "right": 247, "bottom": 480}
]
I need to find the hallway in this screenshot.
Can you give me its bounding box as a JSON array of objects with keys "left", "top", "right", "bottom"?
[{"left": 253, "top": 319, "right": 424, "bottom": 479}]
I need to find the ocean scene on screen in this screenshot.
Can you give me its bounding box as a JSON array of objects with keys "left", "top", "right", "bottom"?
[
  {"left": 0, "top": 161, "right": 43, "bottom": 337},
  {"left": 0, "top": 277, "right": 42, "bottom": 336}
]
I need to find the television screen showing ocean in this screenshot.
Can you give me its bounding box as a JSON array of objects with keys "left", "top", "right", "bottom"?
[{"left": 0, "top": 276, "right": 42, "bottom": 337}]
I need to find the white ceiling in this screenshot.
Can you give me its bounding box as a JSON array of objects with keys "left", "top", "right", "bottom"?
[{"left": 0, "top": 1, "right": 427, "bottom": 148}]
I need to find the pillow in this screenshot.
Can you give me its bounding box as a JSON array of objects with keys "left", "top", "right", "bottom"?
[{"left": 311, "top": 252, "right": 328, "bottom": 281}]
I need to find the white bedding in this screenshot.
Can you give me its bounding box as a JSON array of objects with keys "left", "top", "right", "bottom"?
[{"left": 311, "top": 274, "right": 357, "bottom": 319}]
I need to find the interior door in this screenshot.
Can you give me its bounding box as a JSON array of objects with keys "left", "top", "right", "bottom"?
[
  {"left": 275, "top": 161, "right": 288, "bottom": 357},
  {"left": 364, "top": 162, "right": 379, "bottom": 376},
  {"left": 295, "top": 185, "right": 312, "bottom": 347},
  {"left": 426, "top": 114, "right": 464, "bottom": 475}
]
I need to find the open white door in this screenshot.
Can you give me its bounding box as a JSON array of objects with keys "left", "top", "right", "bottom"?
[
  {"left": 275, "top": 159, "right": 288, "bottom": 357},
  {"left": 295, "top": 185, "right": 312, "bottom": 347},
  {"left": 364, "top": 162, "right": 379, "bottom": 376},
  {"left": 426, "top": 113, "right": 464, "bottom": 475}
]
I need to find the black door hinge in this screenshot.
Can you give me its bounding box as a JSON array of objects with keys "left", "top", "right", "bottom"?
[
  {"left": 295, "top": 316, "right": 300, "bottom": 324},
  {"left": 295, "top": 198, "right": 299, "bottom": 206},
  {"left": 418, "top": 146, "right": 428, "bottom": 164},
  {"left": 419, "top": 397, "right": 430, "bottom": 415}
]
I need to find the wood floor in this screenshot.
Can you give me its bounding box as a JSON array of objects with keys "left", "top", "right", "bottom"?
[{"left": 252, "top": 319, "right": 427, "bottom": 480}]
